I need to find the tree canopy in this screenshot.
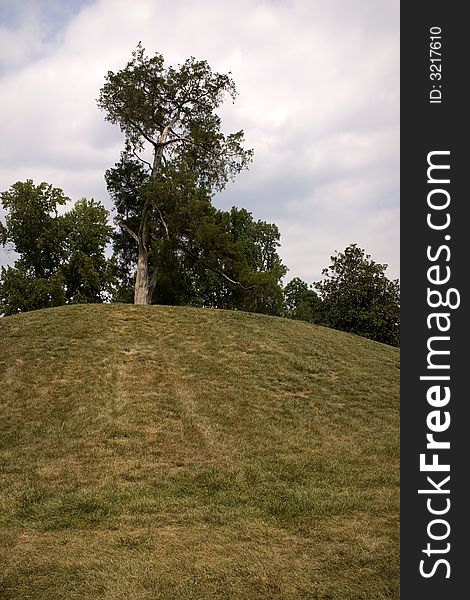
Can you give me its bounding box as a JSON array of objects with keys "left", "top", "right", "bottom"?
[
  {"left": 283, "top": 277, "right": 320, "bottom": 323},
  {"left": 0, "top": 180, "right": 114, "bottom": 315},
  {"left": 314, "top": 244, "right": 400, "bottom": 346}
]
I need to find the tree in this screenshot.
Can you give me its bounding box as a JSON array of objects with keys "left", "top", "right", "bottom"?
[
  {"left": 187, "top": 207, "right": 287, "bottom": 315},
  {"left": 0, "top": 180, "right": 67, "bottom": 277},
  {"left": 0, "top": 181, "right": 68, "bottom": 314},
  {"left": 60, "top": 199, "right": 115, "bottom": 304},
  {"left": 314, "top": 244, "right": 400, "bottom": 346},
  {"left": 283, "top": 277, "right": 320, "bottom": 322},
  {"left": 0, "top": 180, "right": 114, "bottom": 315},
  {"left": 220, "top": 207, "right": 287, "bottom": 315},
  {"left": 108, "top": 175, "right": 288, "bottom": 314},
  {"left": 97, "top": 44, "right": 253, "bottom": 304},
  {"left": 106, "top": 155, "right": 220, "bottom": 306}
]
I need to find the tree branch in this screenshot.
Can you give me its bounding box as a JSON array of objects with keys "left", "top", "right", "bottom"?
[
  {"left": 138, "top": 201, "right": 151, "bottom": 252},
  {"left": 156, "top": 207, "right": 170, "bottom": 240},
  {"left": 160, "top": 136, "right": 191, "bottom": 147},
  {"left": 181, "top": 243, "right": 255, "bottom": 290},
  {"left": 168, "top": 129, "right": 192, "bottom": 144},
  {"left": 118, "top": 221, "right": 139, "bottom": 244},
  {"left": 202, "top": 262, "right": 255, "bottom": 290},
  {"left": 132, "top": 149, "right": 152, "bottom": 170}
]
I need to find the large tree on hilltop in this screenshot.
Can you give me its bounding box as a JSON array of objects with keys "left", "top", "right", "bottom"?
[
  {"left": 97, "top": 44, "right": 253, "bottom": 304},
  {"left": 107, "top": 157, "right": 287, "bottom": 313}
]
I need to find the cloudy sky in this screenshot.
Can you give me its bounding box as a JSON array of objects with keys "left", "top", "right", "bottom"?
[{"left": 0, "top": 0, "right": 399, "bottom": 284}]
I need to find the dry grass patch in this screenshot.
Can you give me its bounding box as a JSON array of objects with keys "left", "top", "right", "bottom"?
[{"left": 0, "top": 304, "right": 399, "bottom": 599}]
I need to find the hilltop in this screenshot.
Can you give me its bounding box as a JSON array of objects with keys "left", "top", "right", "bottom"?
[{"left": 0, "top": 304, "right": 399, "bottom": 600}]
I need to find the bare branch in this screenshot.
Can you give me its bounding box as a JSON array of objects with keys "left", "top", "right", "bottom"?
[
  {"left": 160, "top": 136, "right": 191, "bottom": 147},
  {"left": 203, "top": 262, "right": 255, "bottom": 290},
  {"left": 118, "top": 221, "right": 139, "bottom": 244},
  {"left": 156, "top": 207, "right": 170, "bottom": 240},
  {"left": 181, "top": 243, "right": 255, "bottom": 290},
  {"left": 132, "top": 149, "right": 152, "bottom": 170},
  {"left": 129, "top": 120, "right": 157, "bottom": 147},
  {"left": 168, "top": 129, "right": 192, "bottom": 144}
]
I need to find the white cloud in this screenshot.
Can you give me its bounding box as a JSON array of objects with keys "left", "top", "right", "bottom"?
[{"left": 0, "top": 0, "right": 399, "bottom": 281}]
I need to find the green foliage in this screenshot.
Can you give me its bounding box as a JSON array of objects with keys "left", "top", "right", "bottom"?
[
  {"left": 213, "top": 207, "right": 287, "bottom": 315},
  {"left": 108, "top": 163, "right": 288, "bottom": 313},
  {"left": 0, "top": 181, "right": 114, "bottom": 315},
  {"left": 98, "top": 45, "right": 258, "bottom": 305},
  {"left": 106, "top": 149, "right": 286, "bottom": 313},
  {"left": 283, "top": 277, "right": 320, "bottom": 322},
  {"left": 0, "top": 267, "right": 66, "bottom": 314},
  {"left": 1, "top": 180, "right": 68, "bottom": 278},
  {"left": 61, "top": 199, "right": 114, "bottom": 304},
  {"left": 315, "top": 244, "right": 400, "bottom": 346},
  {"left": 97, "top": 43, "right": 253, "bottom": 193}
]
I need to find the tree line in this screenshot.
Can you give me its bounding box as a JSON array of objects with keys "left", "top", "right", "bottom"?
[{"left": 0, "top": 45, "right": 399, "bottom": 346}]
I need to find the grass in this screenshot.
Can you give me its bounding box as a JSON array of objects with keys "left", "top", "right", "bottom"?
[{"left": 0, "top": 304, "right": 399, "bottom": 599}]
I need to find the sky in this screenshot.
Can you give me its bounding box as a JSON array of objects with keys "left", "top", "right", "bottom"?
[{"left": 0, "top": 0, "right": 399, "bottom": 285}]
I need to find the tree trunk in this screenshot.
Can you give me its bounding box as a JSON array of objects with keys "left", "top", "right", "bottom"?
[
  {"left": 133, "top": 126, "right": 171, "bottom": 305},
  {"left": 134, "top": 246, "right": 154, "bottom": 304}
]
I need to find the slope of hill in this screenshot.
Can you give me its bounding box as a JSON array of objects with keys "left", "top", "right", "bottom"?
[{"left": 0, "top": 304, "right": 399, "bottom": 600}]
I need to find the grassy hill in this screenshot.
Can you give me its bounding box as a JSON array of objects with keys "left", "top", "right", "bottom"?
[{"left": 0, "top": 304, "right": 399, "bottom": 600}]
